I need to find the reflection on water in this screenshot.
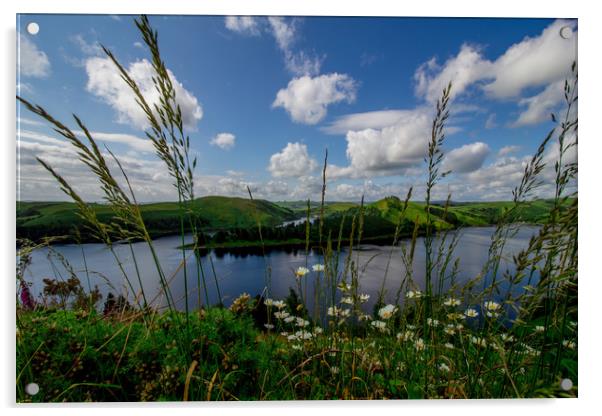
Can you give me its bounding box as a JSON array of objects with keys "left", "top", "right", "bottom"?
[{"left": 21, "top": 226, "right": 541, "bottom": 314}]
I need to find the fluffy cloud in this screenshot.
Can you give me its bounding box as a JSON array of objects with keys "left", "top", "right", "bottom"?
[
  {"left": 273, "top": 73, "right": 357, "bottom": 124},
  {"left": 512, "top": 81, "right": 564, "bottom": 126},
  {"left": 19, "top": 128, "right": 154, "bottom": 154},
  {"left": 17, "top": 132, "right": 173, "bottom": 202},
  {"left": 483, "top": 20, "right": 577, "bottom": 99},
  {"left": 268, "top": 142, "right": 318, "bottom": 178},
  {"left": 498, "top": 145, "right": 521, "bottom": 157},
  {"left": 210, "top": 133, "right": 236, "bottom": 150},
  {"left": 325, "top": 108, "right": 433, "bottom": 179},
  {"left": 414, "top": 19, "right": 577, "bottom": 121},
  {"left": 322, "top": 109, "right": 413, "bottom": 134},
  {"left": 224, "top": 16, "right": 261, "bottom": 36},
  {"left": 443, "top": 142, "right": 490, "bottom": 173},
  {"left": 18, "top": 33, "right": 50, "bottom": 78},
  {"left": 85, "top": 57, "right": 203, "bottom": 130},
  {"left": 414, "top": 44, "right": 492, "bottom": 104}
]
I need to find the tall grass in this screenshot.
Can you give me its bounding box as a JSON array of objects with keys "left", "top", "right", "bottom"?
[{"left": 16, "top": 15, "right": 577, "bottom": 401}]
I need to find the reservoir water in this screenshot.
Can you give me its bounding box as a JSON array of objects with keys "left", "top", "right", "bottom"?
[{"left": 20, "top": 226, "right": 540, "bottom": 314}]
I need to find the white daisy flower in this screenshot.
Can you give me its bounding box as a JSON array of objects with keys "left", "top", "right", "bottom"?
[{"left": 378, "top": 304, "right": 397, "bottom": 320}]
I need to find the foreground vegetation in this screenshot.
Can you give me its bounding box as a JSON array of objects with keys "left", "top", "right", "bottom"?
[
  {"left": 16, "top": 15, "right": 577, "bottom": 402},
  {"left": 16, "top": 302, "right": 577, "bottom": 401}
]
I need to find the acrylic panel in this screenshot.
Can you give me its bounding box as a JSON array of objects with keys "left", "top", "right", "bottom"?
[{"left": 16, "top": 14, "right": 578, "bottom": 402}]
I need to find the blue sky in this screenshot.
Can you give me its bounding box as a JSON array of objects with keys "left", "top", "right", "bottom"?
[{"left": 16, "top": 14, "right": 577, "bottom": 202}]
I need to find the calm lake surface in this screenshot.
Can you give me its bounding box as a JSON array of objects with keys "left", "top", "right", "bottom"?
[{"left": 21, "top": 226, "right": 540, "bottom": 313}]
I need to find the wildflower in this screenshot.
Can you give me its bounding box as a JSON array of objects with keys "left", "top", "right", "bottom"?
[
  {"left": 358, "top": 314, "right": 372, "bottom": 322},
  {"left": 447, "top": 312, "right": 465, "bottom": 321},
  {"left": 414, "top": 338, "right": 425, "bottom": 351},
  {"left": 406, "top": 324, "right": 417, "bottom": 330},
  {"left": 291, "top": 344, "right": 303, "bottom": 351},
  {"left": 406, "top": 290, "right": 422, "bottom": 299},
  {"left": 484, "top": 301, "right": 501, "bottom": 312},
  {"left": 371, "top": 320, "right": 387, "bottom": 332},
  {"left": 296, "top": 318, "right": 310, "bottom": 327},
  {"left": 341, "top": 297, "right": 354, "bottom": 305},
  {"left": 484, "top": 301, "right": 501, "bottom": 318},
  {"left": 330, "top": 366, "right": 340, "bottom": 375},
  {"left": 534, "top": 325, "right": 545, "bottom": 333},
  {"left": 464, "top": 308, "right": 479, "bottom": 318},
  {"left": 427, "top": 318, "right": 440, "bottom": 327},
  {"left": 359, "top": 293, "right": 370, "bottom": 303},
  {"left": 327, "top": 306, "right": 350, "bottom": 319},
  {"left": 264, "top": 323, "right": 274, "bottom": 330},
  {"left": 313, "top": 327, "right": 323, "bottom": 335},
  {"left": 229, "top": 293, "right": 251, "bottom": 314},
  {"left": 455, "top": 323, "right": 464, "bottom": 331},
  {"left": 295, "top": 266, "right": 310, "bottom": 278},
  {"left": 338, "top": 282, "right": 352, "bottom": 292},
  {"left": 470, "top": 336, "right": 487, "bottom": 348},
  {"left": 274, "top": 311, "right": 290, "bottom": 320},
  {"left": 287, "top": 334, "right": 298, "bottom": 342},
  {"left": 443, "top": 324, "right": 456, "bottom": 336},
  {"left": 284, "top": 316, "right": 296, "bottom": 324},
  {"left": 444, "top": 342, "right": 454, "bottom": 350},
  {"left": 19, "top": 280, "right": 35, "bottom": 311},
  {"left": 273, "top": 300, "right": 286, "bottom": 309},
  {"left": 280, "top": 332, "right": 288, "bottom": 337},
  {"left": 438, "top": 363, "right": 451, "bottom": 373},
  {"left": 378, "top": 304, "right": 397, "bottom": 320},
  {"left": 397, "top": 330, "right": 414, "bottom": 342},
  {"left": 312, "top": 264, "right": 325, "bottom": 272},
  {"left": 500, "top": 333, "right": 515, "bottom": 342},
  {"left": 295, "top": 330, "right": 313, "bottom": 340},
  {"left": 396, "top": 362, "right": 406, "bottom": 372},
  {"left": 264, "top": 298, "right": 274, "bottom": 307},
  {"left": 562, "top": 340, "right": 576, "bottom": 350},
  {"left": 443, "top": 297, "right": 461, "bottom": 307}
]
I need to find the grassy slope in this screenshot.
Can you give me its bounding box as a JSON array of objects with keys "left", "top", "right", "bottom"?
[
  {"left": 16, "top": 196, "right": 560, "bottom": 243},
  {"left": 17, "top": 197, "right": 297, "bottom": 240},
  {"left": 275, "top": 200, "right": 358, "bottom": 217},
  {"left": 366, "top": 197, "right": 559, "bottom": 230}
]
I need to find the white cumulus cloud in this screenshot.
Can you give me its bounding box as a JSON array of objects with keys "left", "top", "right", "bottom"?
[
  {"left": 326, "top": 108, "right": 433, "bottom": 179},
  {"left": 210, "top": 133, "right": 236, "bottom": 150},
  {"left": 443, "top": 142, "right": 490, "bottom": 173},
  {"left": 85, "top": 56, "right": 203, "bottom": 130},
  {"left": 268, "top": 142, "right": 318, "bottom": 178},
  {"left": 272, "top": 73, "right": 357, "bottom": 124},
  {"left": 413, "top": 19, "right": 577, "bottom": 125},
  {"left": 18, "top": 33, "right": 51, "bottom": 78},
  {"left": 512, "top": 80, "right": 564, "bottom": 126}
]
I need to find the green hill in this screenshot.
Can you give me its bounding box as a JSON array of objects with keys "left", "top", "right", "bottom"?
[
  {"left": 364, "top": 196, "right": 559, "bottom": 230},
  {"left": 17, "top": 196, "right": 297, "bottom": 242}
]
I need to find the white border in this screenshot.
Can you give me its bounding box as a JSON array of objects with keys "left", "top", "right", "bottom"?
[{"left": 2, "top": 1, "right": 600, "bottom": 415}]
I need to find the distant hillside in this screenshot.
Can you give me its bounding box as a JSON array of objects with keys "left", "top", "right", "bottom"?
[
  {"left": 275, "top": 200, "right": 359, "bottom": 217},
  {"left": 365, "top": 196, "right": 559, "bottom": 229},
  {"left": 17, "top": 196, "right": 297, "bottom": 242}
]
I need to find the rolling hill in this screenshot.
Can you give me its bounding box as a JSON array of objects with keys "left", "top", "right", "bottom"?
[{"left": 17, "top": 196, "right": 297, "bottom": 242}]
